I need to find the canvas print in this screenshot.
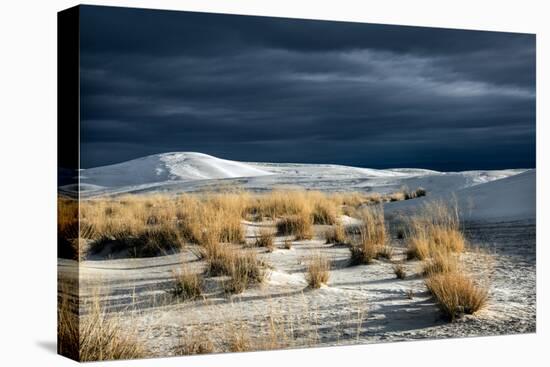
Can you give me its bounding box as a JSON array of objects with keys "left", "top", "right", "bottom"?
[{"left": 57, "top": 5, "right": 536, "bottom": 362}]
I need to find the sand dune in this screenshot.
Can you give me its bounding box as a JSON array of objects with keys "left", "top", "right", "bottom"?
[
  {"left": 64, "top": 152, "right": 528, "bottom": 200},
  {"left": 78, "top": 152, "right": 272, "bottom": 189},
  {"left": 385, "top": 169, "right": 536, "bottom": 222}
]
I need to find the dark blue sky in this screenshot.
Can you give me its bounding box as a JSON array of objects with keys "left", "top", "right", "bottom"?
[{"left": 79, "top": 5, "right": 536, "bottom": 171}]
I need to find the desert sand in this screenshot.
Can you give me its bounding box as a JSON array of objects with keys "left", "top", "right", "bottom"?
[{"left": 58, "top": 152, "right": 536, "bottom": 358}]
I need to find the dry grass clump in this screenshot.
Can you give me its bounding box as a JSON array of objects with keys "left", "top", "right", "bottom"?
[
  {"left": 406, "top": 230, "right": 431, "bottom": 260},
  {"left": 203, "top": 193, "right": 248, "bottom": 244},
  {"left": 430, "top": 226, "right": 465, "bottom": 253},
  {"left": 247, "top": 190, "right": 340, "bottom": 225},
  {"left": 406, "top": 200, "right": 465, "bottom": 260},
  {"left": 88, "top": 225, "right": 182, "bottom": 258},
  {"left": 334, "top": 192, "right": 384, "bottom": 207},
  {"left": 402, "top": 201, "right": 490, "bottom": 320},
  {"left": 390, "top": 186, "right": 426, "bottom": 202},
  {"left": 349, "top": 206, "right": 387, "bottom": 264},
  {"left": 57, "top": 289, "right": 80, "bottom": 360},
  {"left": 324, "top": 223, "right": 347, "bottom": 244},
  {"left": 58, "top": 196, "right": 93, "bottom": 260},
  {"left": 389, "top": 191, "right": 406, "bottom": 202},
  {"left": 247, "top": 190, "right": 312, "bottom": 220},
  {"left": 425, "top": 273, "right": 488, "bottom": 320},
  {"left": 177, "top": 333, "right": 215, "bottom": 355},
  {"left": 378, "top": 245, "right": 393, "bottom": 260},
  {"left": 276, "top": 214, "right": 313, "bottom": 240},
  {"left": 201, "top": 242, "right": 237, "bottom": 276},
  {"left": 393, "top": 263, "right": 406, "bottom": 279},
  {"left": 405, "top": 187, "right": 427, "bottom": 200},
  {"left": 350, "top": 243, "right": 378, "bottom": 265},
  {"left": 223, "top": 251, "right": 266, "bottom": 294},
  {"left": 305, "top": 253, "right": 330, "bottom": 288},
  {"left": 58, "top": 289, "right": 146, "bottom": 361},
  {"left": 311, "top": 194, "right": 339, "bottom": 225},
  {"left": 172, "top": 269, "right": 203, "bottom": 301},
  {"left": 255, "top": 228, "right": 275, "bottom": 252},
  {"left": 201, "top": 242, "right": 266, "bottom": 293},
  {"left": 79, "top": 300, "right": 146, "bottom": 361},
  {"left": 422, "top": 250, "right": 458, "bottom": 276},
  {"left": 229, "top": 327, "right": 252, "bottom": 352},
  {"left": 79, "top": 193, "right": 247, "bottom": 257}
]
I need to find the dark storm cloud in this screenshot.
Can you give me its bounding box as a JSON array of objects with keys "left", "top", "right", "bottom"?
[{"left": 79, "top": 5, "right": 536, "bottom": 170}]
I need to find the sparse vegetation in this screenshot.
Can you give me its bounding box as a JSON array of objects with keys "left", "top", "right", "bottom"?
[
  {"left": 229, "top": 327, "right": 252, "bottom": 352},
  {"left": 201, "top": 242, "right": 235, "bottom": 276},
  {"left": 378, "top": 245, "right": 393, "bottom": 260},
  {"left": 405, "top": 200, "right": 465, "bottom": 260},
  {"left": 57, "top": 287, "right": 80, "bottom": 360},
  {"left": 73, "top": 188, "right": 427, "bottom": 260},
  {"left": 223, "top": 251, "right": 266, "bottom": 294},
  {"left": 305, "top": 253, "right": 330, "bottom": 288},
  {"left": 404, "top": 187, "right": 427, "bottom": 200},
  {"left": 324, "top": 223, "right": 347, "bottom": 244},
  {"left": 393, "top": 263, "right": 406, "bottom": 279},
  {"left": 255, "top": 228, "right": 275, "bottom": 252},
  {"left": 176, "top": 333, "right": 215, "bottom": 355},
  {"left": 422, "top": 250, "right": 458, "bottom": 276},
  {"left": 311, "top": 194, "right": 339, "bottom": 225},
  {"left": 425, "top": 273, "right": 488, "bottom": 320},
  {"left": 400, "top": 201, "right": 491, "bottom": 320},
  {"left": 88, "top": 225, "right": 182, "bottom": 258},
  {"left": 172, "top": 269, "right": 203, "bottom": 301},
  {"left": 349, "top": 206, "right": 387, "bottom": 265},
  {"left": 58, "top": 288, "right": 146, "bottom": 361},
  {"left": 276, "top": 214, "right": 313, "bottom": 240}
]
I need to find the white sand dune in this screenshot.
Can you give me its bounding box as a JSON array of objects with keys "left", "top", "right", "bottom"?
[
  {"left": 66, "top": 152, "right": 528, "bottom": 201},
  {"left": 457, "top": 169, "right": 535, "bottom": 221},
  {"left": 78, "top": 152, "right": 272, "bottom": 189},
  {"left": 385, "top": 169, "right": 536, "bottom": 222}
]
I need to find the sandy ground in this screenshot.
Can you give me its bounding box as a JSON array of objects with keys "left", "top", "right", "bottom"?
[{"left": 57, "top": 218, "right": 535, "bottom": 357}]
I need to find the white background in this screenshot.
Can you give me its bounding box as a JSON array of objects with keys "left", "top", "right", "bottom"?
[{"left": 0, "top": 0, "right": 547, "bottom": 365}]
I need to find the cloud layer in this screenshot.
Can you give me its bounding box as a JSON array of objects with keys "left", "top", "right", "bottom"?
[{"left": 79, "top": 6, "right": 535, "bottom": 170}]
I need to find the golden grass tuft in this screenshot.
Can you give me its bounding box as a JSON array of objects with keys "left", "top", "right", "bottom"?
[
  {"left": 177, "top": 334, "right": 215, "bottom": 355},
  {"left": 228, "top": 327, "right": 252, "bottom": 352},
  {"left": 172, "top": 269, "right": 203, "bottom": 301},
  {"left": 422, "top": 250, "right": 458, "bottom": 276},
  {"left": 200, "top": 242, "right": 266, "bottom": 293},
  {"left": 305, "top": 253, "right": 330, "bottom": 288},
  {"left": 247, "top": 190, "right": 312, "bottom": 220},
  {"left": 201, "top": 242, "right": 237, "bottom": 276},
  {"left": 88, "top": 225, "right": 182, "bottom": 258},
  {"left": 425, "top": 272, "right": 488, "bottom": 320},
  {"left": 324, "top": 223, "right": 347, "bottom": 244},
  {"left": 255, "top": 228, "right": 275, "bottom": 252},
  {"left": 276, "top": 214, "right": 313, "bottom": 240},
  {"left": 311, "top": 194, "right": 340, "bottom": 225},
  {"left": 406, "top": 200, "right": 465, "bottom": 260},
  {"left": 58, "top": 288, "right": 146, "bottom": 361},
  {"left": 58, "top": 196, "right": 90, "bottom": 260},
  {"left": 223, "top": 251, "right": 266, "bottom": 294},
  {"left": 349, "top": 206, "right": 387, "bottom": 264},
  {"left": 57, "top": 288, "right": 80, "bottom": 360},
  {"left": 378, "top": 245, "right": 394, "bottom": 260},
  {"left": 406, "top": 231, "right": 431, "bottom": 260}
]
